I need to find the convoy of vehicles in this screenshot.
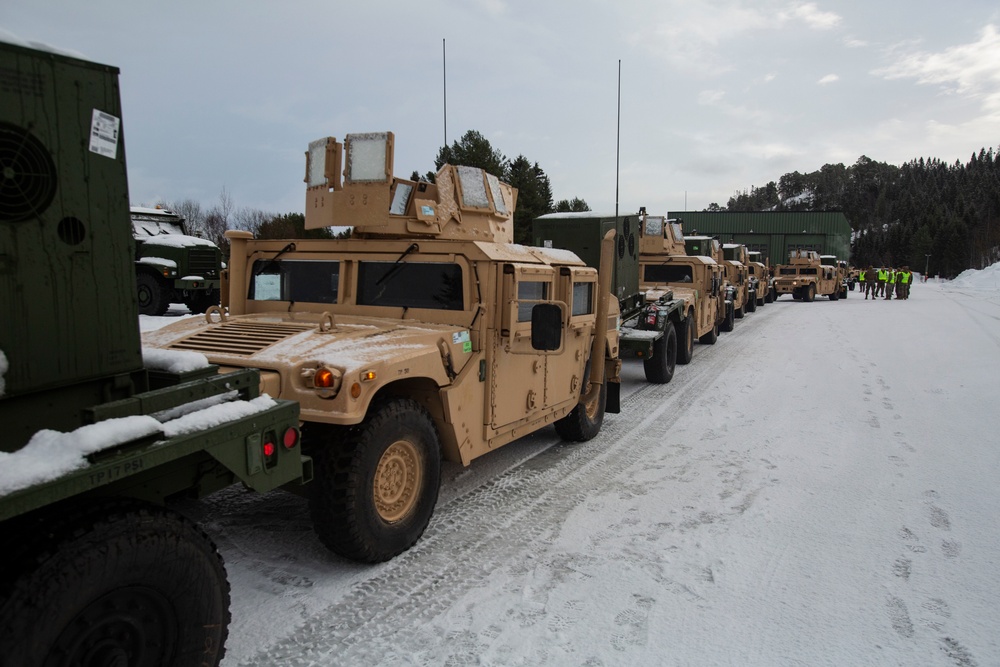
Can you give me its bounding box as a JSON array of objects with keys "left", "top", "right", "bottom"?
[
  {"left": 1, "top": 37, "right": 858, "bottom": 667},
  {"left": 131, "top": 205, "right": 223, "bottom": 315}
]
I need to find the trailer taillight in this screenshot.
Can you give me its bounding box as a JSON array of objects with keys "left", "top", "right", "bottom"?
[{"left": 282, "top": 427, "right": 299, "bottom": 449}]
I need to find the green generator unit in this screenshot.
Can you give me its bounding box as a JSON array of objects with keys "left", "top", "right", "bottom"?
[
  {"left": 0, "top": 41, "right": 146, "bottom": 448},
  {"left": 532, "top": 212, "right": 642, "bottom": 318}
]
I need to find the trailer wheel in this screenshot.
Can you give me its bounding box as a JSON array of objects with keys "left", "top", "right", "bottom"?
[
  {"left": 677, "top": 314, "right": 695, "bottom": 365},
  {"left": 643, "top": 321, "right": 677, "bottom": 384},
  {"left": 136, "top": 272, "right": 169, "bottom": 316},
  {"left": 0, "top": 501, "right": 229, "bottom": 667},
  {"left": 309, "top": 398, "right": 441, "bottom": 563}
]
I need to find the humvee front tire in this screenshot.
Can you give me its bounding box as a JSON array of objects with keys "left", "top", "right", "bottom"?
[
  {"left": 309, "top": 398, "right": 442, "bottom": 563},
  {"left": 643, "top": 321, "right": 677, "bottom": 384},
  {"left": 136, "top": 272, "right": 169, "bottom": 316},
  {"left": 186, "top": 288, "right": 220, "bottom": 314},
  {"left": 555, "top": 362, "right": 607, "bottom": 442},
  {"left": 0, "top": 501, "right": 229, "bottom": 667},
  {"left": 677, "top": 314, "right": 695, "bottom": 365},
  {"left": 804, "top": 284, "right": 816, "bottom": 302}
]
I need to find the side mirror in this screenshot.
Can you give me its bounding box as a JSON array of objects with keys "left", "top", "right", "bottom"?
[{"left": 531, "top": 303, "right": 563, "bottom": 351}]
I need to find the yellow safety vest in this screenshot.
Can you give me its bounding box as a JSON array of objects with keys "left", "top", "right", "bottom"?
[
  {"left": 859, "top": 270, "right": 866, "bottom": 281},
  {"left": 888, "top": 271, "right": 897, "bottom": 283},
  {"left": 900, "top": 272, "right": 911, "bottom": 284},
  {"left": 878, "top": 269, "right": 888, "bottom": 281}
]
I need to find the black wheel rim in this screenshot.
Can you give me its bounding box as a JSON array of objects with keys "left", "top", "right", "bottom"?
[{"left": 47, "top": 586, "right": 178, "bottom": 667}]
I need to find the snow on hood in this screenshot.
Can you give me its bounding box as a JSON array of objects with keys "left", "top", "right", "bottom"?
[
  {"left": 140, "top": 234, "right": 217, "bottom": 249},
  {"left": 142, "top": 346, "right": 210, "bottom": 373}
]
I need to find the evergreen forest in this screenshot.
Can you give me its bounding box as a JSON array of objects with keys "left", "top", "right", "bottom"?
[{"left": 718, "top": 149, "right": 1000, "bottom": 278}]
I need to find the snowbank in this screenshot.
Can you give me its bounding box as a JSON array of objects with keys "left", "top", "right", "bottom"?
[{"left": 946, "top": 261, "right": 1000, "bottom": 291}]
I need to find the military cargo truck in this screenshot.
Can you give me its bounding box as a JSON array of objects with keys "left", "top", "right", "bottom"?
[
  {"left": 132, "top": 205, "right": 223, "bottom": 315},
  {"left": 0, "top": 42, "right": 305, "bottom": 666},
  {"left": 747, "top": 250, "right": 773, "bottom": 305},
  {"left": 772, "top": 249, "right": 843, "bottom": 301},
  {"left": 722, "top": 242, "right": 755, "bottom": 314},
  {"left": 144, "top": 131, "right": 622, "bottom": 564},
  {"left": 684, "top": 235, "right": 738, "bottom": 332},
  {"left": 637, "top": 216, "right": 729, "bottom": 363},
  {"left": 533, "top": 211, "right": 686, "bottom": 384}
]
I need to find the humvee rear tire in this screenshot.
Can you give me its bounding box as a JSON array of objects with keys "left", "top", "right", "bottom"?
[
  {"left": 804, "top": 284, "right": 816, "bottom": 302},
  {"left": 677, "top": 314, "right": 695, "bottom": 365},
  {"left": 136, "top": 272, "right": 169, "bottom": 316},
  {"left": 0, "top": 501, "right": 229, "bottom": 667},
  {"left": 720, "top": 303, "right": 735, "bottom": 332},
  {"left": 643, "top": 321, "right": 677, "bottom": 384},
  {"left": 746, "top": 297, "right": 757, "bottom": 313},
  {"left": 308, "top": 398, "right": 442, "bottom": 563},
  {"left": 699, "top": 322, "right": 719, "bottom": 345},
  {"left": 829, "top": 289, "right": 839, "bottom": 301},
  {"left": 555, "top": 361, "right": 607, "bottom": 441},
  {"left": 735, "top": 304, "right": 745, "bottom": 319}
]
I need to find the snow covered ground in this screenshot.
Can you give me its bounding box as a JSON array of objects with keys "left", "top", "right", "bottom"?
[{"left": 146, "top": 268, "right": 1000, "bottom": 667}]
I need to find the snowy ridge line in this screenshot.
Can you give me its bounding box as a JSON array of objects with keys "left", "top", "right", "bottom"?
[{"left": 237, "top": 308, "right": 771, "bottom": 665}]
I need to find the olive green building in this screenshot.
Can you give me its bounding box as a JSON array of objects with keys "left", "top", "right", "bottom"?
[{"left": 667, "top": 211, "right": 852, "bottom": 265}]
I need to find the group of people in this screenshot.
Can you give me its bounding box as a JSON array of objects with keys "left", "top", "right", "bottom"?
[{"left": 857, "top": 266, "right": 913, "bottom": 300}]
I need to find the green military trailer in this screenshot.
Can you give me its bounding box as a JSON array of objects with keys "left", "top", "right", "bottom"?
[
  {"left": 0, "top": 41, "right": 307, "bottom": 666},
  {"left": 533, "top": 211, "right": 686, "bottom": 384},
  {"left": 131, "top": 205, "right": 223, "bottom": 315}
]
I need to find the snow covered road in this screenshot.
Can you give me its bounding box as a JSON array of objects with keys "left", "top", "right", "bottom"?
[{"left": 166, "top": 276, "right": 1000, "bottom": 666}]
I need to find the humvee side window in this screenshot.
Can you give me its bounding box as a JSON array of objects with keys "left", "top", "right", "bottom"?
[
  {"left": 249, "top": 260, "right": 340, "bottom": 303},
  {"left": 644, "top": 264, "right": 693, "bottom": 283},
  {"left": 357, "top": 261, "right": 464, "bottom": 311},
  {"left": 517, "top": 281, "right": 548, "bottom": 321},
  {"left": 572, "top": 282, "right": 593, "bottom": 316}
]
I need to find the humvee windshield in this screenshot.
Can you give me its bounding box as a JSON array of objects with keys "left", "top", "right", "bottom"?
[
  {"left": 358, "top": 261, "right": 464, "bottom": 310},
  {"left": 644, "top": 264, "right": 693, "bottom": 283},
  {"left": 250, "top": 259, "right": 340, "bottom": 303},
  {"left": 799, "top": 267, "right": 818, "bottom": 275},
  {"left": 779, "top": 267, "right": 798, "bottom": 275}
]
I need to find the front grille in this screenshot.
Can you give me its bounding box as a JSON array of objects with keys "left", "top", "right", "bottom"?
[
  {"left": 170, "top": 321, "right": 314, "bottom": 356},
  {"left": 187, "top": 248, "right": 219, "bottom": 276}
]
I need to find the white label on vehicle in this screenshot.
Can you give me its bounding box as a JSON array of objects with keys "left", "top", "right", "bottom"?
[
  {"left": 452, "top": 330, "right": 470, "bottom": 345},
  {"left": 89, "top": 109, "right": 120, "bottom": 159}
]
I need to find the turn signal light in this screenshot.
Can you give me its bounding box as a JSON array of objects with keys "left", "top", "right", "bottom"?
[{"left": 361, "top": 370, "right": 377, "bottom": 382}]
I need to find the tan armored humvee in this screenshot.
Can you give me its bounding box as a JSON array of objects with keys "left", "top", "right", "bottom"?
[
  {"left": 722, "top": 243, "right": 754, "bottom": 316},
  {"left": 143, "top": 131, "right": 621, "bottom": 563},
  {"left": 637, "top": 216, "right": 728, "bottom": 363},
  {"left": 746, "top": 250, "right": 772, "bottom": 306},
  {"left": 772, "top": 249, "right": 843, "bottom": 301},
  {"left": 683, "top": 235, "right": 738, "bottom": 332}
]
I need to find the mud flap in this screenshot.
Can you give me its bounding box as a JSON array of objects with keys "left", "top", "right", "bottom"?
[{"left": 606, "top": 380, "right": 621, "bottom": 414}]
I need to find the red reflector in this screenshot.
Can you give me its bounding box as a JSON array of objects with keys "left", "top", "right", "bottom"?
[
  {"left": 263, "top": 442, "right": 276, "bottom": 457},
  {"left": 283, "top": 428, "right": 299, "bottom": 449}
]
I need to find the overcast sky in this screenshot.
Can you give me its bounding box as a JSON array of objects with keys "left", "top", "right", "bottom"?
[{"left": 4, "top": 1, "right": 1000, "bottom": 218}]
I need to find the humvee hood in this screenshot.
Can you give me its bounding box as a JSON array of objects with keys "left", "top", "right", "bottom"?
[{"left": 142, "top": 313, "right": 467, "bottom": 373}]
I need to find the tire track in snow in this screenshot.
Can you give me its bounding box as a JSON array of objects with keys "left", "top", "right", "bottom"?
[{"left": 236, "top": 304, "right": 777, "bottom": 666}]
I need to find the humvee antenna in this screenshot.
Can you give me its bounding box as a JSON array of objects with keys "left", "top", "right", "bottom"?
[
  {"left": 615, "top": 59, "right": 621, "bottom": 218},
  {"left": 443, "top": 39, "right": 448, "bottom": 147}
]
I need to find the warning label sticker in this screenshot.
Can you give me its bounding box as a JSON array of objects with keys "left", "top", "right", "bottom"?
[{"left": 89, "top": 109, "right": 120, "bottom": 159}]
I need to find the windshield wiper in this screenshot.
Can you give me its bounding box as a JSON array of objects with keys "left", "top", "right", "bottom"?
[{"left": 376, "top": 243, "right": 419, "bottom": 287}]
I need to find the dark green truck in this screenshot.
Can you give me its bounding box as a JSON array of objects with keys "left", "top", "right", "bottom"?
[{"left": 0, "top": 40, "right": 307, "bottom": 666}]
